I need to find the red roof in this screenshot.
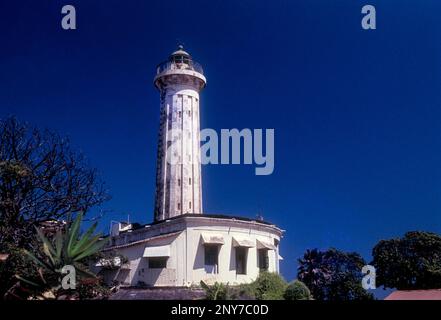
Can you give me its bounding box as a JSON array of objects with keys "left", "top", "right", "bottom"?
[{"left": 385, "top": 289, "right": 441, "bottom": 300}]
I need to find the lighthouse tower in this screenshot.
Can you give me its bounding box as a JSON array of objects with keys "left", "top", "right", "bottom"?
[{"left": 153, "top": 46, "right": 206, "bottom": 222}]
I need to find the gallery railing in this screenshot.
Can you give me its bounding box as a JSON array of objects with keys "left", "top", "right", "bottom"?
[{"left": 156, "top": 60, "right": 204, "bottom": 75}]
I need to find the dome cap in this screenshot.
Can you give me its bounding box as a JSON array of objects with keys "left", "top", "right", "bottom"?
[{"left": 170, "top": 44, "right": 191, "bottom": 58}]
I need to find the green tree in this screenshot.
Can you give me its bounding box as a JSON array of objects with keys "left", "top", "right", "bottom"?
[
  {"left": 298, "top": 248, "right": 373, "bottom": 301},
  {"left": 250, "top": 271, "right": 287, "bottom": 300},
  {"left": 284, "top": 280, "right": 312, "bottom": 300},
  {"left": 372, "top": 231, "right": 441, "bottom": 290}
]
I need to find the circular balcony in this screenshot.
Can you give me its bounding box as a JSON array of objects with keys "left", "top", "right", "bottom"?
[
  {"left": 156, "top": 59, "right": 204, "bottom": 76},
  {"left": 154, "top": 59, "right": 206, "bottom": 90}
]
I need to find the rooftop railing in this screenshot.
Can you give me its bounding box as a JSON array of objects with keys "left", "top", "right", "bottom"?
[{"left": 156, "top": 60, "right": 204, "bottom": 76}]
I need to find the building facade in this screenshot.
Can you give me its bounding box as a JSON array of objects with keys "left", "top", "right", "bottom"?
[
  {"left": 101, "top": 215, "right": 282, "bottom": 286},
  {"left": 99, "top": 46, "right": 284, "bottom": 287}
]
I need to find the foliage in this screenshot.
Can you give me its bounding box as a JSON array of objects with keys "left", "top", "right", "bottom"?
[
  {"left": 1, "top": 243, "right": 43, "bottom": 300},
  {"left": 200, "top": 281, "right": 231, "bottom": 300},
  {"left": 0, "top": 116, "right": 109, "bottom": 249},
  {"left": 77, "top": 278, "right": 111, "bottom": 300},
  {"left": 284, "top": 280, "right": 312, "bottom": 300},
  {"left": 233, "top": 283, "right": 257, "bottom": 300},
  {"left": 298, "top": 248, "right": 373, "bottom": 301},
  {"left": 248, "top": 271, "right": 287, "bottom": 300},
  {"left": 0, "top": 117, "right": 109, "bottom": 299},
  {"left": 24, "top": 212, "right": 108, "bottom": 275},
  {"left": 18, "top": 212, "right": 108, "bottom": 299},
  {"left": 372, "top": 231, "right": 441, "bottom": 290}
]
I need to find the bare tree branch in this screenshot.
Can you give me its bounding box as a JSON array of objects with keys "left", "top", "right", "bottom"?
[{"left": 0, "top": 117, "right": 110, "bottom": 248}]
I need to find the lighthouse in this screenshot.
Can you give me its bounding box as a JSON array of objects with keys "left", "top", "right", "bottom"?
[
  {"left": 101, "top": 46, "right": 283, "bottom": 288},
  {"left": 153, "top": 45, "right": 206, "bottom": 221}
]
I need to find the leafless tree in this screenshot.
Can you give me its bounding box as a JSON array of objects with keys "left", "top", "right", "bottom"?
[{"left": 0, "top": 117, "right": 109, "bottom": 248}]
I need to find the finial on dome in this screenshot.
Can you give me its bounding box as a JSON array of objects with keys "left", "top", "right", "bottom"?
[{"left": 170, "top": 43, "right": 191, "bottom": 58}]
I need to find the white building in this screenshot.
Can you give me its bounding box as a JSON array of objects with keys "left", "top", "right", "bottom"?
[{"left": 99, "top": 46, "right": 284, "bottom": 287}]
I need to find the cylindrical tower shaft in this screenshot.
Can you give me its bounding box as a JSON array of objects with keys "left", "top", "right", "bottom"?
[{"left": 153, "top": 46, "right": 206, "bottom": 222}]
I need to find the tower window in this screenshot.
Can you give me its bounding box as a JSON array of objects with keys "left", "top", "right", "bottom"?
[
  {"left": 189, "top": 178, "right": 192, "bottom": 185},
  {"left": 178, "top": 179, "right": 181, "bottom": 186},
  {"left": 178, "top": 111, "right": 181, "bottom": 118},
  {"left": 177, "top": 203, "right": 181, "bottom": 210},
  {"left": 189, "top": 201, "right": 191, "bottom": 209}
]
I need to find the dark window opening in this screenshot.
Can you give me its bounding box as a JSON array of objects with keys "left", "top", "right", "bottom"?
[
  {"left": 148, "top": 257, "right": 168, "bottom": 269},
  {"left": 189, "top": 178, "right": 192, "bottom": 185},
  {"left": 204, "top": 245, "right": 219, "bottom": 273},
  {"left": 236, "top": 247, "right": 248, "bottom": 275},
  {"left": 258, "top": 249, "right": 269, "bottom": 271},
  {"left": 189, "top": 201, "right": 192, "bottom": 209},
  {"left": 177, "top": 203, "right": 181, "bottom": 210}
]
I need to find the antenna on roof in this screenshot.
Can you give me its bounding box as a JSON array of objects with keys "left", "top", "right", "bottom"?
[
  {"left": 256, "top": 201, "right": 264, "bottom": 221},
  {"left": 176, "top": 38, "right": 185, "bottom": 50}
]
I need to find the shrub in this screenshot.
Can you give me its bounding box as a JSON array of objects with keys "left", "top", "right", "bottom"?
[
  {"left": 200, "top": 281, "right": 231, "bottom": 300},
  {"left": 251, "top": 272, "right": 287, "bottom": 300},
  {"left": 76, "top": 278, "right": 111, "bottom": 300},
  {"left": 284, "top": 280, "right": 312, "bottom": 300},
  {"left": 232, "top": 283, "right": 257, "bottom": 300}
]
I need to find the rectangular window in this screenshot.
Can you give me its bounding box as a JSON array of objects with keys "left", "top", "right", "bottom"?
[
  {"left": 204, "top": 245, "right": 219, "bottom": 273},
  {"left": 189, "top": 178, "right": 192, "bottom": 185},
  {"left": 235, "top": 247, "right": 248, "bottom": 275},
  {"left": 258, "top": 249, "right": 269, "bottom": 271},
  {"left": 177, "top": 203, "right": 181, "bottom": 210},
  {"left": 178, "top": 179, "right": 181, "bottom": 186},
  {"left": 189, "top": 201, "right": 191, "bottom": 209},
  {"left": 148, "top": 257, "right": 167, "bottom": 269}
]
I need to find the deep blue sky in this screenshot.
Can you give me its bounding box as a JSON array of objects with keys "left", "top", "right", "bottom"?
[{"left": 1, "top": 0, "right": 441, "bottom": 286}]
